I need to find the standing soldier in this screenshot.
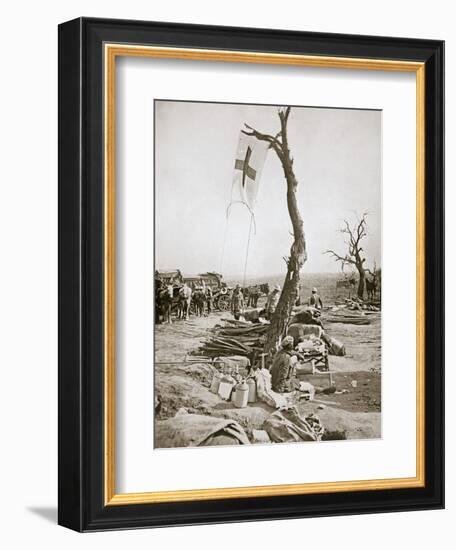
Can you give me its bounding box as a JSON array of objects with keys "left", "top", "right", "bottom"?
[
  {"left": 249, "top": 285, "right": 260, "bottom": 308},
  {"left": 231, "top": 284, "right": 245, "bottom": 320},
  {"left": 265, "top": 284, "right": 281, "bottom": 319}
]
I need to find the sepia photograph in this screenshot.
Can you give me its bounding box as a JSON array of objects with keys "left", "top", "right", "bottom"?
[{"left": 154, "top": 100, "right": 382, "bottom": 449}]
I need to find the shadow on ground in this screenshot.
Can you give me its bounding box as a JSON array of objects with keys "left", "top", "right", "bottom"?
[{"left": 27, "top": 506, "right": 57, "bottom": 524}]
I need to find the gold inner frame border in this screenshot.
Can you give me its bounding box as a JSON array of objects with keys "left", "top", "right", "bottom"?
[{"left": 103, "top": 44, "right": 425, "bottom": 506}]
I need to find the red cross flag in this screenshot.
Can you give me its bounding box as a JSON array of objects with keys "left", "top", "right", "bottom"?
[{"left": 232, "top": 131, "right": 269, "bottom": 211}]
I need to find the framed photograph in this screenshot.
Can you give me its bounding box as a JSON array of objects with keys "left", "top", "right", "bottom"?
[{"left": 58, "top": 17, "right": 444, "bottom": 531}]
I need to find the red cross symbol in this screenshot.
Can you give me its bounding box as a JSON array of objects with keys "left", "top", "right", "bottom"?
[{"left": 235, "top": 146, "right": 257, "bottom": 187}]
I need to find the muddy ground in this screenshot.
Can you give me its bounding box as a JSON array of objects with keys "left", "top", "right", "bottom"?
[{"left": 154, "top": 301, "right": 381, "bottom": 445}]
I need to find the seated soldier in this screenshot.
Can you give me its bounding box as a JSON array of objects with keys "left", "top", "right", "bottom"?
[
  {"left": 307, "top": 287, "right": 323, "bottom": 309},
  {"left": 270, "top": 336, "right": 300, "bottom": 393}
]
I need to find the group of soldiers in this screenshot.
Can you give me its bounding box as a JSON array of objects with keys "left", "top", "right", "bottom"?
[
  {"left": 230, "top": 283, "right": 323, "bottom": 321},
  {"left": 230, "top": 283, "right": 283, "bottom": 320}
]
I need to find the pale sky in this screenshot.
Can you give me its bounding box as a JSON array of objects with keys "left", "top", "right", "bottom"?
[{"left": 155, "top": 101, "right": 381, "bottom": 278}]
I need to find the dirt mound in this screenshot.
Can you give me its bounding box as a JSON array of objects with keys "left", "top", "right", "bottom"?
[
  {"left": 179, "top": 363, "right": 215, "bottom": 388},
  {"left": 155, "top": 372, "right": 222, "bottom": 419},
  {"left": 154, "top": 310, "right": 382, "bottom": 446}
]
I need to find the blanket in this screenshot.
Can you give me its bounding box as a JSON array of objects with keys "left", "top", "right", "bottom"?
[{"left": 155, "top": 413, "right": 250, "bottom": 448}]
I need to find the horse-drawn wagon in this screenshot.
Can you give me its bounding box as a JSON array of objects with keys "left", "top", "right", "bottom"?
[
  {"left": 154, "top": 269, "right": 183, "bottom": 285},
  {"left": 155, "top": 270, "right": 235, "bottom": 321},
  {"left": 195, "top": 272, "right": 232, "bottom": 311},
  {"left": 180, "top": 272, "right": 232, "bottom": 313}
]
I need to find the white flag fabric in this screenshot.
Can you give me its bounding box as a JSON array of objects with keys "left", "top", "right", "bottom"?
[{"left": 232, "top": 132, "right": 269, "bottom": 211}]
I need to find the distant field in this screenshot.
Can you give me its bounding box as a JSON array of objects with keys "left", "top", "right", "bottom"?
[{"left": 227, "top": 272, "right": 356, "bottom": 305}]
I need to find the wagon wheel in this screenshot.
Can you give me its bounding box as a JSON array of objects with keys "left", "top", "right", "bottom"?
[{"left": 217, "top": 294, "right": 231, "bottom": 311}]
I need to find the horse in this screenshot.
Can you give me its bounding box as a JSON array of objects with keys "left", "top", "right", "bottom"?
[
  {"left": 178, "top": 284, "right": 192, "bottom": 320},
  {"left": 156, "top": 284, "right": 174, "bottom": 324},
  {"left": 365, "top": 277, "right": 377, "bottom": 300},
  {"left": 154, "top": 279, "right": 163, "bottom": 322},
  {"left": 192, "top": 288, "right": 206, "bottom": 317}
]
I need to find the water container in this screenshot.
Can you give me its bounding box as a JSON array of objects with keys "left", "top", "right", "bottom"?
[
  {"left": 234, "top": 380, "right": 249, "bottom": 408},
  {"left": 246, "top": 378, "right": 257, "bottom": 403},
  {"left": 218, "top": 375, "right": 235, "bottom": 400},
  {"left": 210, "top": 371, "right": 222, "bottom": 394}
]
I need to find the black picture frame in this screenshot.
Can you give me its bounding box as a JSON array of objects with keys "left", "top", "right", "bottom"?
[{"left": 58, "top": 17, "right": 444, "bottom": 532}]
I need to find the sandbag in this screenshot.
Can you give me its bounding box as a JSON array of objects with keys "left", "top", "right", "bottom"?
[
  {"left": 203, "top": 434, "right": 241, "bottom": 446},
  {"left": 323, "top": 334, "right": 346, "bottom": 356},
  {"left": 263, "top": 407, "right": 324, "bottom": 443},
  {"left": 251, "top": 429, "right": 271, "bottom": 444}
]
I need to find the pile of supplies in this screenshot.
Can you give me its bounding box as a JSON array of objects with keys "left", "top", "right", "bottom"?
[{"left": 194, "top": 318, "right": 269, "bottom": 358}]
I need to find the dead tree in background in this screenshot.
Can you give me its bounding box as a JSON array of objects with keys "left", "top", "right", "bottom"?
[
  {"left": 325, "top": 214, "right": 368, "bottom": 299},
  {"left": 243, "top": 107, "right": 307, "bottom": 358}
]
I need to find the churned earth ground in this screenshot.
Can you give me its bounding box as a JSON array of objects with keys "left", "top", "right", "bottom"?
[{"left": 154, "top": 283, "right": 381, "bottom": 446}]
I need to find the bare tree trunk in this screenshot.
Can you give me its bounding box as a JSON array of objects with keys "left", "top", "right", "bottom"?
[
  {"left": 243, "top": 108, "right": 307, "bottom": 362},
  {"left": 357, "top": 264, "right": 365, "bottom": 299},
  {"left": 325, "top": 214, "right": 369, "bottom": 302},
  {"left": 262, "top": 112, "right": 306, "bottom": 359}
]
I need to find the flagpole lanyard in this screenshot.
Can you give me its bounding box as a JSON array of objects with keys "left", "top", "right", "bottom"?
[
  {"left": 219, "top": 215, "right": 230, "bottom": 275},
  {"left": 242, "top": 213, "right": 254, "bottom": 288},
  {"left": 219, "top": 180, "right": 235, "bottom": 274}
]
